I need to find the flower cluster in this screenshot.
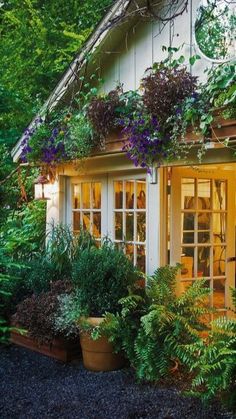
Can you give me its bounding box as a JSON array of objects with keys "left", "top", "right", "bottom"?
[
  {"left": 21, "top": 117, "right": 68, "bottom": 165},
  {"left": 122, "top": 113, "right": 180, "bottom": 170}
]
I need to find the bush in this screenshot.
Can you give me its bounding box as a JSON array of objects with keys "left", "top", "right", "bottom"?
[
  {"left": 71, "top": 241, "right": 139, "bottom": 316},
  {"left": 105, "top": 265, "right": 211, "bottom": 381},
  {"left": 12, "top": 280, "right": 72, "bottom": 344},
  {"left": 54, "top": 241, "right": 139, "bottom": 338}
]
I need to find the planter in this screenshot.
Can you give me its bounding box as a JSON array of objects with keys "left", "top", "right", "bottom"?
[
  {"left": 211, "top": 108, "right": 236, "bottom": 141},
  {"left": 79, "top": 317, "right": 125, "bottom": 372},
  {"left": 92, "top": 127, "right": 127, "bottom": 156},
  {"left": 184, "top": 127, "right": 202, "bottom": 143},
  {"left": 10, "top": 329, "right": 81, "bottom": 362}
]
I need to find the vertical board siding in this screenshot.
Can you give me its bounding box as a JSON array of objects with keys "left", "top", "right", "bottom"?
[
  {"left": 133, "top": 21, "right": 153, "bottom": 88},
  {"left": 101, "top": 0, "right": 212, "bottom": 92}
]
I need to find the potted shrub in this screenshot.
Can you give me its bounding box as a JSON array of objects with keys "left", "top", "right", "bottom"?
[
  {"left": 55, "top": 240, "right": 139, "bottom": 371},
  {"left": 11, "top": 281, "right": 81, "bottom": 362}
]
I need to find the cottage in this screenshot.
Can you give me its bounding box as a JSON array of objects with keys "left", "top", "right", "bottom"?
[{"left": 12, "top": 0, "right": 236, "bottom": 317}]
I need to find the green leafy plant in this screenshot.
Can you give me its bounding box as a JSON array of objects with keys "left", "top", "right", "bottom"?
[
  {"left": 182, "top": 316, "right": 236, "bottom": 409},
  {"left": 0, "top": 201, "right": 46, "bottom": 260},
  {"left": 65, "top": 112, "right": 95, "bottom": 160},
  {"left": 0, "top": 248, "right": 25, "bottom": 343},
  {"left": 105, "top": 265, "right": 211, "bottom": 381},
  {"left": 46, "top": 223, "right": 95, "bottom": 279},
  {"left": 54, "top": 240, "right": 139, "bottom": 337},
  {"left": 71, "top": 240, "right": 138, "bottom": 316}
]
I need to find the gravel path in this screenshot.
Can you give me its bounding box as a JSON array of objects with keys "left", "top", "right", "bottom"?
[{"left": 0, "top": 346, "right": 234, "bottom": 419}]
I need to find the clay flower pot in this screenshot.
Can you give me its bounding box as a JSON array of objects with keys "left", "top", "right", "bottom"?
[{"left": 79, "top": 317, "right": 125, "bottom": 372}]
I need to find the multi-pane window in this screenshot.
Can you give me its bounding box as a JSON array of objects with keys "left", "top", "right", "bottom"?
[
  {"left": 113, "top": 179, "right": 146, "bottom": 271},
  {"left": 180, "top": 177, "right": 227, "bottom": 314},
  {"left": 72, "top": 182, "right": 102, "bottom": 242}
]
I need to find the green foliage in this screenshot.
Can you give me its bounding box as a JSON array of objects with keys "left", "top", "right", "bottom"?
[
  {"left": 65, "top": 112, "right": 95, "bottom": 160},
  {"left": 0, "top": 248, "right": 24, "bottom": 342},
  {"left": 0, "top": 201, "right": 46, "bottom": 260},
  {"left": 105, "top": 265, "right": 211, "bottom": 381},
  {"left": 181, "top": 315, "right": 236, "bottom": 409},
  {"left": 71, "top": 240, "right": 139, "bottom": 316},
  {"left": 0, "top": 0, "right": 113, "bottom": 140},
  {"left": 54, "top": 241, "right": 139, "bottom": 337},
  {"left": 54, "top": 292, "right": 82, "bottom": 338},
  {"left": 46, "top": 223, "right": 95, "bottom": 279}
]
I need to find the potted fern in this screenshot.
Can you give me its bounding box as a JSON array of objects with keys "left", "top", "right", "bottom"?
[{"left": 54, "top": 240, "right": 139, "bottom": 371}]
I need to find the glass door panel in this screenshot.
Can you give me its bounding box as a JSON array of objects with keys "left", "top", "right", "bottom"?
[{"left": 171, "top": 167, "right": 235, "bottom": 318}]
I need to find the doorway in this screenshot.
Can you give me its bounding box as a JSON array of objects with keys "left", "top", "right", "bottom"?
[{"left": 170, "top": 166, "right": 235, "bottom": 317}]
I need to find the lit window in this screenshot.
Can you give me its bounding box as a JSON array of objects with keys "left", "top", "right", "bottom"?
[
  {"left": 72, "top": 182, "right": 101, "bottom": 242},
  {"left": 113, "top": 179, "right": 146, "bottom": 271}
]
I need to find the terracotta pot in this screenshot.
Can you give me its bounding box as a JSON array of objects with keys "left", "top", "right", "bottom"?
[{"left": 79, "top": 317, "right": 125, "bottom": 372}]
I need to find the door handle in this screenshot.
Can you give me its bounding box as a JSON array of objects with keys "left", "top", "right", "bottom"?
[{"left": 227, "top": 257, "right": 236, "bottom": 262}]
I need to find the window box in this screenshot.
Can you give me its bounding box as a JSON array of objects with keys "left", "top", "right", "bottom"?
[
  {"left": 10, "top": 328, "right": 81, "bottom": 362},
  {"left": 211, "top": 108, "right": 236, "bottom": 142}
]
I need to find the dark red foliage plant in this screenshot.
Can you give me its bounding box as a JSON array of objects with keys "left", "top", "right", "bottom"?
[
  {"left": 141, "top": 63, "right": 198, "bottom": 129},
  {"left": 12, "top": 281, "right": 72, "bottom": 344},
  {"left": 86, "top": 87, "right": 122, "bottom": 137}
]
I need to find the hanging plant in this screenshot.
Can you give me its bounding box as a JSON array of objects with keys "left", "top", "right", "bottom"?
[
  {"left": 86, "top": 88, "right": 122, "bottom": 137},
  {"left": 122, "top": 112, "right": 186, "bottom": 170},
  {"left": 141, "top": 62, "right": 198, "bottom": 129},
  {"left": 21, "top": 111, "right": 70, "bottom": 165},
  {"left": 20, "top": 108, "right": 98, "bottom": 166}
]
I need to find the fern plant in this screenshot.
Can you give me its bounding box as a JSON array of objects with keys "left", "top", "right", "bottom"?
[
  {"left": 180, "top": 288, "right": 236, "bottom": 408},
  {"left": 105, "top": 264, "right": 211, "bottom": 381}
]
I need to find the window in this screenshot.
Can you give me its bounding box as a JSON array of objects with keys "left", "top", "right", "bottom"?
[
  {"left": 72, "top": 182, "right": 102, "bottom": 242},
  {"left": 113, "top": 179, "right": 146, "bottom": 271}
]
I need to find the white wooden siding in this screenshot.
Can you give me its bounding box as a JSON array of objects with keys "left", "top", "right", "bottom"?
[{"left": 101, "top": 0, "right": 211, "bottom": 92}]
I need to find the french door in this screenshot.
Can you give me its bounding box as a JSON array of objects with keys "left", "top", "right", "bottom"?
[{"left": 170, "top": 167, "right": 235, "bottom": 317}]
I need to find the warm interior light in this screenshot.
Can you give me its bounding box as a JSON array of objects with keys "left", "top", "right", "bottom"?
[{"left": 34, "top": 175, "right": 50, "bottom": 200}]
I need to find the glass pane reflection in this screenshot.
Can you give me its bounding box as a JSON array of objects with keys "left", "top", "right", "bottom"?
[
  {"left": 137, "top": 181, "right": 146, "bottom": 209},
  {"left": 126, "top": 212, "right": 134, "bottom": 241},
  {"left": 114, "top": 181, "right": 123, "bottom": 209},
  {"left": 92, "top": 183, "right": 101, "bottom": 209},
  {"left": 213, "top": 246, "right": 226, "bottom": 276},
  {"left": 213, "top": 279, "right": 225, "bottom": 309},
  {"left": 93, "top": 212, "right": 101, "bottom": 238},
  {"left": 182, "top": 178, "right": 195, "bottom": 210},
  {"left": 82, "top": 183, "right": 91, "bottom": 209},
  {"left": 126, "top": 181, "right": 134, "bottom": 209},
  {"left": 73, "top": 185, "right": 80, "bottom": 209},
  {"left": 213, "top": 213, "right": 226, "bottom": 243},
  {"left": 213, "top": 180, "right": 226, "bottom": 210},
  {"left": 137, "top": 212, "right": 146, "bottom": 242},
  {"left": 115, "top": 212, "right": 123, "bottom": 240},
  {"left": 73, "top": 212, "right": 80, "bottom": 231},
  {"left": 82, "top": 212, "right": 90, "bottom": 231},
  {"left": 137, "top": 245, "right": 145, "bottom": 272},
  {"left": 181, "top": 248, "right": 194, "bottom": 278},
  {"left": 198, "top": 246, "right": 210, "bottom": 277}
]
